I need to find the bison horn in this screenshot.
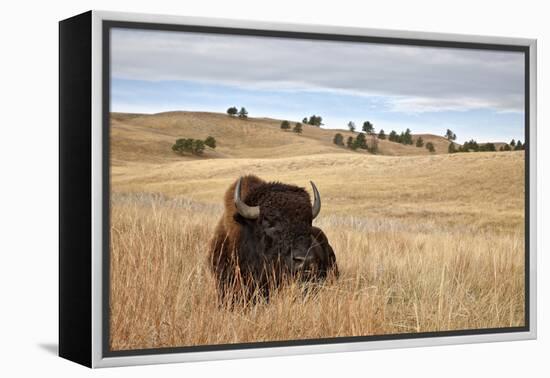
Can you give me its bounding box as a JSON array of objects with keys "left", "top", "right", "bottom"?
[
  {"left": 234, "top": 177, "right": 260, "bottom": 219},
  {"left": 310, "top": 181, "right": 321, "bottom": 220}
]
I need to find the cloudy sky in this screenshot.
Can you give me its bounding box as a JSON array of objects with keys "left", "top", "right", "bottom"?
[{"left": 111, "top": 28, "right": 525, "bottom": 143}]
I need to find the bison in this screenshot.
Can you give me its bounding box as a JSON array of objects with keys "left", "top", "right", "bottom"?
[{"left": 208, "top": 175, "right": 338, "bottom": 304}]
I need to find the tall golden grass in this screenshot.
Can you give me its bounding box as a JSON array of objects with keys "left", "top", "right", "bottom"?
[{"left": 109, "top": 151, "right": 525, "bottom": 350}]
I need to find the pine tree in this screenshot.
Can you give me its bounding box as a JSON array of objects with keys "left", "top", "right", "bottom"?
[
  {"left": 293, "top": 122, "right": 303, "bottom": 133},
  {"left": 378, "top": 129, "right": 386, "bottom": 140},
  {"left": 362, "top": 121, "right": 374, "bottom": 134},
  {"left": 172, "top": 138, "right": 187, "bottom": 155},
  {"left": 280, "top": 120, "right": 291, "bottom": 130},
  {"left": 463, "top": 139, "right": 479, "bottom": 152},
  {"left": 402, "top": 128, "right": 413, "bottom": 145},
  {"left": 238, "top": 107, "right": 248, "bottom": 119},
  {"left": 172, "top": 138, "right": 207, "bottom": 156},
  {"left": 347, "top": 136, "right": 355, "bottom": 149},
  {"left": 515, "top": 140, "right": 523, "bottom": 150},
  {"left": 333, "top": 133, "right": 344, "bottom": 146},
  {"left": 305, "top": 115, "right": 323, "bottom": 126},
  {"left": 487, "top": 143, "right": 496, "bottom": 151},
  {"left": 226, "top": 106, "right": 238, "bottom": 116},
  {"left": 204, "top": 136, "right": 216, "bottom": 148},
  {"left": 445, "top": 129, "right": 457, "bottom": 141},
  {"left": 355, "top": 133, "right": 368, "bottom": 149},
  {"left": 192, "top": 139, "right": 205, "bottom": 155}
]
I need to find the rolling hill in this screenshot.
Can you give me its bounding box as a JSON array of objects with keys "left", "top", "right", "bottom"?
[{"left": 110, "top": 111, "right": 458, "bottom": 164}]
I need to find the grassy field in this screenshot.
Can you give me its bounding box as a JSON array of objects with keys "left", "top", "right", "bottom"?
[
  {"left": 110, "top": 111, "right": 460, "bottom": 163},
  {"left": 109, "top": 112, "right": 525, "bottom": 351}
]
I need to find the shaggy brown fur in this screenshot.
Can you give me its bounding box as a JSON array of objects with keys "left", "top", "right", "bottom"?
[
  {"left": 221, "top": 174, "right": 266, "bottom": 243},
  {"left": 208, "top": 175, "right": 338, "bottom": 304}
]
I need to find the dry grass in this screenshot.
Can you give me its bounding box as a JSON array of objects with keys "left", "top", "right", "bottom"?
[
  {"left": 109, "top": 146, "right": 525, "bottom": 350},
  {"left": 110, "top": 111, "right": 456, "bottom": 164},
  {"left": 110, "top": 192, "right": 524, "bottom": 350},
  {"left": 111, "top": 151, "right": 525, "bottom": 231}
]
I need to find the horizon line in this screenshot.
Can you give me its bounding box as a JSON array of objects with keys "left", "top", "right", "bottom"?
[{"left": 110, "top": 109, "right": 525, "bottom": 145}]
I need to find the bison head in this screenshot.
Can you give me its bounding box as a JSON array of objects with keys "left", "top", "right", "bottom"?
[{"left": 233, "top": 177, "right": 327, "bottom": 280}]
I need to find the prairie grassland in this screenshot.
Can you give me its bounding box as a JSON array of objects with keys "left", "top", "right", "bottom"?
[
  {"left": 109, "top": 150, "right": 525, "bottom": 350},
  {"left": 110, "top": 111, "right": 457, "bottom": 163}
]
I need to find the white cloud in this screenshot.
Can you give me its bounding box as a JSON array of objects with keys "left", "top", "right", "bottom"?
[
  {"left": 111, "top": 28, "right": 525, "bottom": 113},
  {"left": 389, "top": 95, "right": 524, "bottom": 113}
]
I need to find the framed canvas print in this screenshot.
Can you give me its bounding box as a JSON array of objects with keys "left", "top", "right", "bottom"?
[{"left": 59, "top": 10, "right": 537, "bottom": 368}]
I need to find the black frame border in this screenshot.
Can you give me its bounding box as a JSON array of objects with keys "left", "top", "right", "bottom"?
[
  {"left": 59, "top": 11, "right": 93, "bottom": 367},
  {"left": 101, "top": 20, "right": 531, "bottom": 358}
]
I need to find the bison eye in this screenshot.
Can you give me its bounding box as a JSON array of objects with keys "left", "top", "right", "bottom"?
[{"left": 293, "top": 256, "right": 305, "bottom": 263}]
